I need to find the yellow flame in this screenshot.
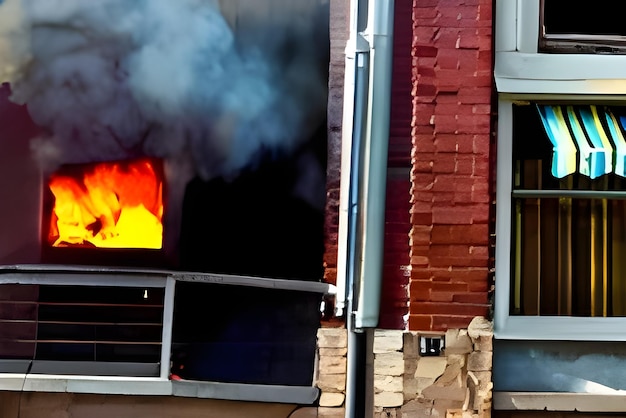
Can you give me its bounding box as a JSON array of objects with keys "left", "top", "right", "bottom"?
[{"left": 48, "top": 159, "right": 164, "bottom": 249}]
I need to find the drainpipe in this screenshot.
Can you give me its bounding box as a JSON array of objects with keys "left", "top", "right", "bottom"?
[
  {"left": 355, "top": 0, "right": 395, "bottom": 329},
  {"left": 337, "top": 0, "right": 395, "bottom": 328},
  {"left": 339, "top": 1, "right": 369, "bottom": 414},
  {"left": 335, "top": 0, "right": 366, "bottom": 320},
  {"left": 344, "top": 29, "right": 370, "bottom": 418},
  {"left": 339, "top": 0, "right": 394, "bottom": 416}
]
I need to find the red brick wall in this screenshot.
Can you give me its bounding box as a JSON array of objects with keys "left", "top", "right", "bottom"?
[
  {"left": 408, "top": 0, "right": 494, "bottom": 331},
  {"left": 378, "top": 0, "right": 414, "bottom": 330}
]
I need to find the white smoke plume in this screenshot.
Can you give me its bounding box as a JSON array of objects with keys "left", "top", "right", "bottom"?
[{"left": 0, "top": 0, "right": 328, "bottom": 180}]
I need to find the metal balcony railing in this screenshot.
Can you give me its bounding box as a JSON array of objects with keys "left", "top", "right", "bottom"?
[{"left": 0, "top": 265, "right": 335, "bottom": 403}]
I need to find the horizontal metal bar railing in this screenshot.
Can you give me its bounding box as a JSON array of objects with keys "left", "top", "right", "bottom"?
[{"left": 0, "top": 265, "right": 335, "bottom": 382}]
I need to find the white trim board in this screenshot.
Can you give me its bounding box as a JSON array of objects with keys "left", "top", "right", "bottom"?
[{"left": 0, "top": 374, "right": 319, "bottom": 404}]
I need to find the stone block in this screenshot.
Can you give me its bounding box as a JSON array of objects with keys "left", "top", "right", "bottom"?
[
  {"left": 316, "top": 373, "right": 346, "bottom": 392},
  {"left": 318, "top": 328, "right": 348, "bottom": 349},
  {"left": 432, "top": 399, "right": 465, "bottom": 418},
  {"left": 318, "top": 355, "right": 347, "bottom": 375},
  {"left": 435, "top": 362, "right": 462, "bottom": 386},
  {"left": 375, "top": 352, "right": 405, "bottom": 376},
  {"left": 467, "top": 351, "right": 492, "bottom": 372},
  {"left": 473, "top": 388, "right": 493, "bottom": 412},
  {"left": 401, "top": 398, "right": 434, "bottom": 418},
  {"left": 473, "top": 385, "right": 493, "bottom": 411},
  {"left": 446, "top": 354, "right": 466, "bottom": 368},
  {"left": 444, "top": 329, "right": 473, "bottom": 355},
  {"left": 319, "top": 392, "right": 345, "bottom": 407},
  {"left": 374, "top": 329, "right": 404, "bottom": 353},
  {"left": 415, "top": 357, "right": 447, "bottom": 379},
  {"left": 403, "top": 332, "right": 420, "bottom": 359},
  {"left": 403, "top": 375, "right": 418, "bottom": 401},
  {"left": 318, "top": 407, "right": 345, "bottom": 418},
  {"left": 422, "top": 386, "right": 468, "bottom": 402},
  {"left": 416, "top": 377, "right": 437, "bottom": 396},
  {"left": 374, "top": 375, "right": 403, "bottom": 394},
  {"left": 445, "top": 410, "right": 475, "bottom": 418},
  {"left": 375, "top": 392, "right": 404, "bottom": 408},
  {"left": 375, "top": 408, "right": 399, "bottom": 418},
  {"left": 319, "top": 347, "right": 348, "bottom": 357},
  {"left": 472, "top": 336, "right": 492, "bottom": 353},
  {"left": 467, "top": 317, "right": 492, "bottom": 340},
  {"left": 471, "top": 371, "right": 492, "bottom": 391},
  {"left": 404, "top": 358, "right": 418, "bottom": 376}
]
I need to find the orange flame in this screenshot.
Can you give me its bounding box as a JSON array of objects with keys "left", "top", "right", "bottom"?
[{"left": 47, "top": 159, "right": 164, "bottom": 249}]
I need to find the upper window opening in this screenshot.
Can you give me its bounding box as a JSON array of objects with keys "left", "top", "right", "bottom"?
[{"left": 539, "top": 0, "right": 626, "bottom": 54}]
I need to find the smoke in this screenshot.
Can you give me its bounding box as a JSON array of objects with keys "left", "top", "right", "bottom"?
[{"left": 0, "top": 0, "right": 328, "bottom": 180}]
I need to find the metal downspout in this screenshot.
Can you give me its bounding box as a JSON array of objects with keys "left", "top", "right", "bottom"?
[
  {"left": 336, "top": 0, "right": 367, "bottom": 319},
  {"left": 355, "top": 0, "right": 395, "bottom": 330},
  {"left": 345, "top": 48, "right": 370, "bottom": 418},
  {"left": 340, "top": 1, "right": 370, "bottom": 417},
  {"left": 340, "top": 0, "right": 394, "bottom": 416}
]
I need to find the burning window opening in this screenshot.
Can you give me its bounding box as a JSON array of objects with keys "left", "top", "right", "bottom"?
[
  {"left": 0, "top": 0, "right": 330, "bottom": 387},
  {"left": 46, "top": 158, "right": 164, "bottom": 250}
]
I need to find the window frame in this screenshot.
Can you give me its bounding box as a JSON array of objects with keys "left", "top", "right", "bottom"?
[
  {"left": 494, "top": 98, "right": 626, "bottom": 341},
  {"left": 494, "top": 0, "right": 626, "bottom": 95},
  {"left": 494, "top": 0, "right": 626, "bottom": 341}
]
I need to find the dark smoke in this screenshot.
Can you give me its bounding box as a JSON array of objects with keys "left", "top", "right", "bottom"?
[{"left": 0, "top": 0, "right": 328, "bottom": 180}]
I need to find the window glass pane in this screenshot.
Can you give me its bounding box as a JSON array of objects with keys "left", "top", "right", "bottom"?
[
  {"left": 543, "top": 0, "right": 626, "bottom": 37},
  {"left": 540, "top": 0, "right": 626, "bottom": 54},
  {"left": 511, "top": 103, "right": 626, "bottom": 316}
]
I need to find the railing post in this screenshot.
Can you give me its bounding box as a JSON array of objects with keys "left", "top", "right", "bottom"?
[{"left": 160, "top": 276, "right": 176, "bottom": 380}]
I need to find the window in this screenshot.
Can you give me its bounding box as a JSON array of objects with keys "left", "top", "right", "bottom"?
[
  {"left": 511, "top": 102, "right": 626, "bottom": 318},
  {"left": 494, "top": 0, "right": 626, "bottom": 95},
  {"left": 539, "top": 0, "right": 626, "bottom": 54},
  {"left": 494, "top": 100, "right": 626, "bottom": 340},
  {"left": 494, "top": 0, "right": 626, "bottom": 408}
]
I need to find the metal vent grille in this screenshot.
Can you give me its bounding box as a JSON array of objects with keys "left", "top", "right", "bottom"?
[{"left": 0, "top": 284, "right": 164, "bottom": 376}]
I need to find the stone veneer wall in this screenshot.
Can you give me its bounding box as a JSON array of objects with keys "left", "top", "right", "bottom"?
[
  {"left": 316, "top": 317, "right": 492, "bottom": 417},
  {"left": 316, "top": 328, "right": 348, "bottom": 418}
]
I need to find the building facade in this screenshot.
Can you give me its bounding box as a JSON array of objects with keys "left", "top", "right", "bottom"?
[
  {"left": 3, "top": 0, "right": 626, "bottom": 417},
  {"left": 322, "top": 0, "right": 626, "bottom": 417}
]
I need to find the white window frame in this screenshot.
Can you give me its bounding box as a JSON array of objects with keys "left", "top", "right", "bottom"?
[
  {"left": 495, "top": 0, "right": 626, "bottom": 95},
  {"left": 0, "top": 266, "right": 335, "bottom": 403},
  {"left": 494, "top": 97, "right": 626, "bottom": 341},
  {"left": 494, "top": 0, "right": 626, "bottom": 341}
]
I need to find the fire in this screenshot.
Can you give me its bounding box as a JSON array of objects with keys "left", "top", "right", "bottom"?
[{"left": 47, "top": 159, "right": 164, "bottom": 249}]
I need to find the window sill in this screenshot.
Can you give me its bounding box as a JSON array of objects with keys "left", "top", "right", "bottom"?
[
  {"left": 494, "top": 392, "right": 626, "bottom": 412},
  {"left": 495, "top": 51, "right": 626, "bottom": 94},
  {"left": 494, "top": 316, "right": 626, "bottom": 341},
  {"left": 0, "top": 374, "right": 319, "bottom": 404}
]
